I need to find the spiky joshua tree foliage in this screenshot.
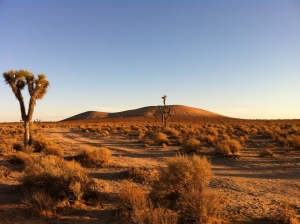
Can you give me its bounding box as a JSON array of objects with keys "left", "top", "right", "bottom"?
[
  {"left": 159, "top": 95, "right": 172, "bottom": 130},
  {"left": 3, "top": 70, "right": 49, "bottom": 148}
]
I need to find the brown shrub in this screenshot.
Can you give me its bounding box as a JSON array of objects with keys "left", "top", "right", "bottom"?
[
  {"left": 163, "top": 127, "right": 179, "bottom": 137},
  {"left": 215, "top": 139, "right": 242, "bottom": 155},
  {"left": 288, "top": 135, "right": 300, "bottom": 147},
  {"left": 23, "top": 155, "right": 97, "bottom": 215},
  {"left": 119, "top": 181, "right": 177, "bottom": 224},
  {"left": 206, "top": 135, "right": 217, "bottom": 145},
  {"left": 12, "top": 142, "right": 23, "bottom": 151},
  {"left": 271, "top": 203, "right": 299, "bottom": 224},
  {"left": 181, "top": 138, "right": 201, "bottom": 153},
  {"left": 207, "top": 127, "right": 218, "bottom": 136},
  {"left": 127, "top": 167, "right": 158, "bottom": 183},
  {"left": 0, "top": 166, "right": 11, "bottom": 178},
  {"left": 7, "top": 152, "right": 34, "bottom": 166},
  {"left": 151, "top": 155, "right": 213, "bottom": 203},
  {"left": 259, "top": 149, "right": 279, "bottom": 158},
  {"left": 152, "top": 132, "right": 169, "bottom": 144},
  {"left": 32, "top": 135, "right": 63, "bottom": 156},
  {"left": 77, "top": 146, "right": 111, "bottom": 167},
  {"left": 178, "top": 188, "right": 221, "bottom": 224}
]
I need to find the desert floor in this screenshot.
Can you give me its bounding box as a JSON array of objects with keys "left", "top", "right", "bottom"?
[{"left": 0, "top": 126, "right": 300, "bottom": 223}]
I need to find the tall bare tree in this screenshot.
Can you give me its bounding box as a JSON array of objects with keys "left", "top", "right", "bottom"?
[
  {"left": 159, "top": 95, "right": 172, "bottom": 130},
  {"left": 3, "top": 70, "right": 49, "bottom": 147}
]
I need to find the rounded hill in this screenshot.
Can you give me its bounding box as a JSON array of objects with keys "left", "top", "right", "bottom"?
[{"left": 62, "top": 105, "right": 230, "bottom": 121}]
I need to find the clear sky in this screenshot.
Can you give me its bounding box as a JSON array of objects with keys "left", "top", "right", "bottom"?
[{"left": 1, "top": 0, "right": 300, "bottom": 122}]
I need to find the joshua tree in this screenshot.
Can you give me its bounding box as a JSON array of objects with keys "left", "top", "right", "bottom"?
[
  {"left": 3, "top": 70, "right": 49, "bottom": 147},
  {"left": 159, "top": 95, "right": 172, "bottom": 130}
]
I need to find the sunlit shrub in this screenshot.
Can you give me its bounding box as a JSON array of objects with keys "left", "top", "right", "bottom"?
[
  {"left": 23, "top": 155, "right": 97, "bottom": 215},
  {"left": 215, "top": 139, "right": 242, "bottom": 155},
  {"left": 152, "top": 132, "right": 169, "bottom": 144},
  {"left": 181, "top": 138, "right": 201, "bottom": 153},
  {"left": 119, "top": 181, "right": 177, "bottom": 224},
  {"left": 77, "top": 146, "right": 111, "bottom": 167},
  {"left": 151, "top": 155, "right": 212, "bottom": 203}
]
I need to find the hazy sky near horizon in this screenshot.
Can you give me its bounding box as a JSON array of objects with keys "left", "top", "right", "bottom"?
[{"left": 1, "top": 0, "right": 300, "bottom": 122}]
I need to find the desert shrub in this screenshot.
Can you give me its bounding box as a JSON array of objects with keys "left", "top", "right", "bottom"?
[
  {"left": 127, "top": 167, "right": 158, "bottom": 183},
  {"left": 288, "top": 135, "right": 300, "bottom": 147},
  {"left": 7, "top": 152, "right": 34, "bottom": 166},
  {"left": 23, "top": 155, "right": 96, "bottom": 215},
  {"left": 23, "top": 190, "right": 57, "bottom": 216},
  {"left": 138, "top": 131, "right": 145, "bottom": 140},
  {"left": 0, "top": 166, "right": 11, "bottom": 178},
  {"left": 215, "top": 139, "right": 242, "bottom": 155},
  {"left": 151, "top": 155, "right": 213, "bottom": 203},
  {"left": 150, "top": 155, "right": 221, "bottom": 223},
  {"left": 207, "top": 127, "right": 218, "bottom": 137},
  {"left": 12, "top": 142, "right": 23, "bottom": 151},
  {"left": 77, "top": 146, "right": 111, "bottom": 167},
  {"left": 152, "top": 132, "right": 169, "bottom": 144},
  {"left": 43, "top": 144, "right": 63, "bottom": 157},
  {"left": 178, "top": 188, "right": 221, "bottom": 224},
  {"left": 0, "top": 135, "right": 18, "bottom": 154},
  {"left": 181, "top": 138, "right": 201, "bottom": 153},
  {"left": 32, "top": 135, "right": 63, "bottom": 156},
  {"left": 206, "top": 135, "right": 217, "bottom": 145},
  {"left": 221, "top": 134, "right": 231, "bottom": 141},
  {"left": 32, "top": 135, "right": 50, "bottom": 152},
  {"left": 271, "top": 203, "right": 299, "bottom": 224},
  {"left": 119, "top": 181, "right": 177, "bottom": 224},
  {"left": 163, "top": 127, "right": 179, "bottom": 137},
  {"left": 259, "top": 149, "right": 279, "bottom": 158}
]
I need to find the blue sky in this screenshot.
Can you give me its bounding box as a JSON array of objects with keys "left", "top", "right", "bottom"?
[{"left": 1, "top": 0, "right": 300, "bottom": 121}]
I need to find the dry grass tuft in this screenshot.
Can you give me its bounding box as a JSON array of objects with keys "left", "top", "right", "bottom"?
[
  {"left": 181, "top": 138, "right": 201, "bottom": 153},
  {"left": 271, "top": 203, "right": 299, "bottom": 224},
  {"left": 151, "top": 155, "right": 213, "bottom": 203},
  {"left": 32, "top": 135, "right": 63, "bottom": 156},
  {"left": 7, "top": 152, "right": 34, "bottom": 166},
  {"left": 119, "top": 181, "right": 177, "bottom": 224},
  {"left": 23, "top": 155, "right": 97, "bottom": 215},
  {"left": 178, "top": 188, "right": 222, "bottom": 224},
  {"left": 127, "top": 166, "right": 158, "bottom": 183},
  {"left": 150, "top": 155, "right": 221, "bottom": 223},
  {"left": 76, "top": 146, "right": 111, "bottom": 167},
  {"left": 259, "top": 149, "right": 279, "bottom": 158},
  {"left": 215, "top": 139, "right": 242, "bottom": 156},
  {"left": 0, "top": 166, "right": 11, "bottom": 178},
  {"left": 152, "top": 132, "right": 169, "bottom": 144}
]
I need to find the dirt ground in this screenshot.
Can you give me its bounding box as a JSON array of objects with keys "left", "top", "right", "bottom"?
[{"left": 0, "top": 127, "right": 299, "bottom": 223}]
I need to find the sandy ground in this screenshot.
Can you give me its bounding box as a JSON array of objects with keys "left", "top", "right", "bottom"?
[{"left": 0, "top": 127, "right": 300, "bottom": 223}]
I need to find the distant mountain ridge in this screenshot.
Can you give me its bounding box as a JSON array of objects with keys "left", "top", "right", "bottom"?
[{"left": 62, "top": 105, "right": 229, "bottom": 121}]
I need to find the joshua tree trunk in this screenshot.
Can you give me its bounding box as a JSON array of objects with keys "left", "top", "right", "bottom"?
[{"left": 24, "top": 120, "right": 30, "bottom": 147}]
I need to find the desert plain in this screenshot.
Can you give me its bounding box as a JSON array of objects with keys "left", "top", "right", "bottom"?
[{"left": 0, "top": 105, "right": 299, "bottom": 224}]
